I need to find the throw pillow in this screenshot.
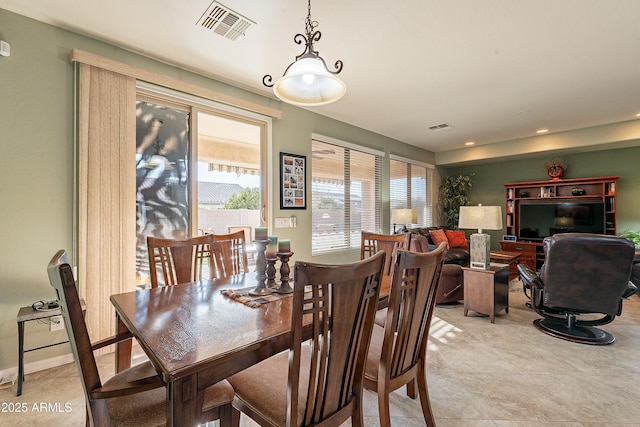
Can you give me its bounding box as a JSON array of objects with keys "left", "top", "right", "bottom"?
[
  {"left": 429, "top": 229, "right": 450, "bottom": 249},
  {"left": 446, "top": 230, "right": 469, "bottom": 249}
]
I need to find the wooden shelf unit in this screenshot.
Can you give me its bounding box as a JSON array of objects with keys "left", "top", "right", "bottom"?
[
  {"left": 504, "top": 176, "right": 619, "bottom": 237},
  {"left": 503, "top": 176, "right": 619, "bottom": 271}
]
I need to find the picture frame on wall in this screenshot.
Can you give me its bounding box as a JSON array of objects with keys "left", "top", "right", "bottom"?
[{"left": 280, "top": 152, "right": 306, "bottom": 209}]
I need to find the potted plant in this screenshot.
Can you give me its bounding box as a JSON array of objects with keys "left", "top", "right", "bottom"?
[
  {"left": 620, "top": 229, "right": 640, "bottom": 249},
  {"left": 543, "top": 158, "right": 567, "bottom": 180},
  {"left": 438, "top": 174, "right": 474, "bottom": 230}
]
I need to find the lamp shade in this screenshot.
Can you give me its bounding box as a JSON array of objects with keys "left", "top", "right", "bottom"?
[
  {"left": 273, "top": 55, "right": 346, "bottom": 106},
  {"left": 458, "top": 205, "right": 503, "bottom": 233},
  {"left": 391, "top": 208, "right": 418, "bottom": 225}
]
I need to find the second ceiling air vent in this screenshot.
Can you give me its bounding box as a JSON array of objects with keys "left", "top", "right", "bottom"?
[
  {"left": 428, "top": 123, "right": 453, "bottom": 131},
  {"left": 197, "top": 1, "right": 256, "bottom": 41}
]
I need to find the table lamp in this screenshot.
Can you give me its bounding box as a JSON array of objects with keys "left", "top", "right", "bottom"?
[
  {"left": 458, "top": 204, "right": 503, "bottom": 269},
  {"left": 391, "top": 208, "right": 417, "bottom": 233}
]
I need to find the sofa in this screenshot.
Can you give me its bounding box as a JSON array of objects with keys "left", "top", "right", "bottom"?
[
  {"left": 407, "top": 226, "right": 470, "bottom": 266},
  {"left": 406, "top": 227, "right": 470, "bottom": 303}
]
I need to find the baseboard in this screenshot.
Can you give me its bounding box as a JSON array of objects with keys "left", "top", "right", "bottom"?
[{"left": 0, "top": 353, "right": 75, "bottom": 387}]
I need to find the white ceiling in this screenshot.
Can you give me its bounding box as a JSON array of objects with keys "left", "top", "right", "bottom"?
[{"left": 2, "top": 0, "right": 640, "bottom": 154}]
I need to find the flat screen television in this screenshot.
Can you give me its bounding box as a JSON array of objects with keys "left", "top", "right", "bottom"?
[{"left": 518, "top": 200, "right": 605, "bottom": 241}]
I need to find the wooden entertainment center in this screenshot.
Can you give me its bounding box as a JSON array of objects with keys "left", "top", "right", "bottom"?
[{"left": 501, "top": 176, "right": 619, "bottom": 270}]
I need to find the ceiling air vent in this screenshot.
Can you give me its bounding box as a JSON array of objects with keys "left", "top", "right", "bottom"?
[
  {"left": 197, "top": 1, "right": 255, "bottom": 41},
  {"left": 428, "top": 123, "right": 453, "bottom": 131}
]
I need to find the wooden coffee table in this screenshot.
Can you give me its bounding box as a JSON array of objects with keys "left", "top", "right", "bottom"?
[{"left": 490, "top": 251, "right": 521, "bottom": 281}]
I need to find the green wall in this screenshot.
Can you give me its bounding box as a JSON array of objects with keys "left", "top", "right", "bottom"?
[
  {"left": 0, "top": 9, "right": 436, "bottom": 371},
  {"left": 444, "top": 147, "right": 640, "bottom": 248}
]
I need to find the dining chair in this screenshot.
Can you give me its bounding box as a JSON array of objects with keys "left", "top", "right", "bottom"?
[
  {"left": 227, "top": 225, "right": 253, "bottom": 242},
  {"left": 364, "top": 243, "right": 446, "bottom": 427},
  {"left": 147, "top": 234, "right": 220, "bottom": 287},
  {"left": 227, "top": 250, "right": 386, "bottom": 427},
  {"left": 47, "top": 249, "right": 239, "bottom": 427},
  {"left": 361, "top": 231, "right": 411, "bottom": 305},
  {"left": 212, "top": 230, "right": 250, "bottom": 276}
]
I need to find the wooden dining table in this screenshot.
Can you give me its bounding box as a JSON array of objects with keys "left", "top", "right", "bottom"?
[{"left": 110, "top": 273, "right": 392, "bottom": 426}]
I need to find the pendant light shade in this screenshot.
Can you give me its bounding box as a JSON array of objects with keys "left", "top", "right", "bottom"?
[{"left": 263, "top": 0, "right": 345, "bottom": 107}]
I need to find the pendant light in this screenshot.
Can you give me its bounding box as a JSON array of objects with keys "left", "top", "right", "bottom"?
[{"left": 263, "top": 0, "right": 345, "bottom": 106}]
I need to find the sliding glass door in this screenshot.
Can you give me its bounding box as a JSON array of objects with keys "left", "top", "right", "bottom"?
[{"left": 135, "top": 92, "right": 269, "bottom": 288}]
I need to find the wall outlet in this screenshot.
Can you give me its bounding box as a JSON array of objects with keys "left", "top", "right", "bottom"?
[{"left": 50, "top": 316, "right": 65, "bottom": 332}]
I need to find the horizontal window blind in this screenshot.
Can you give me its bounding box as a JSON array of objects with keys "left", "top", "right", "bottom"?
[
  {"left": 312, "top": 138, "right": 382, "bottom": 254},
  {"left": 390, "top": 157, "right": 433, "bottom": 230}
]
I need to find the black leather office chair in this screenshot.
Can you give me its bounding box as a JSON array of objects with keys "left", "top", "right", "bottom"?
[{"left": 518, "top": 233, "right": 637, "bottom": 345}]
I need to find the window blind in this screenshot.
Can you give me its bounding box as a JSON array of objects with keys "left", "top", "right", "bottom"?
[
  {"left": 389, "top": 157, "right": 433, "bottom": 230},
  {"left": 312, "top": 138, "right": 382, "bottom": 255}
]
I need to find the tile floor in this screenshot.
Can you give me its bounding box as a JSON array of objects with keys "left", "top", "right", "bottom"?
[{"left": 2, "top": 281, "right": 640, "bottom": 426}]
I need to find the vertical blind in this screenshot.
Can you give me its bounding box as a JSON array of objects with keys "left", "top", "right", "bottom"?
[
  {"left": 77, "top": 63, "right": 137, "bottom": 346},
  {"left": 390, "top": 156, "right": 433, "bottom": 229},
  {"left": 311, "top": 137, "right": 382, "bottom": 254}
]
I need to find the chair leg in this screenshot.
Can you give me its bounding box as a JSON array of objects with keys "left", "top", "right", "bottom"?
[
  {"left": 219, "top": 403, "right": 240, "bottom": 427},
  {"left": 417, "top": 362, "right": 436, "bottom": 427},
  {"left": 406, "top": 378, "right": 417, "bottom": 399},
  {"left": 351, "top": 397, "right": 366, "bottom": 427},
  {"left": 377, "top": 390, "right": 392, "bottom": 427}
]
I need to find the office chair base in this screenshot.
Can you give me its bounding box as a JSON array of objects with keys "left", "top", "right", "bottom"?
[{"left": 533, "top": 318, "right": 615, "bottom": 345}]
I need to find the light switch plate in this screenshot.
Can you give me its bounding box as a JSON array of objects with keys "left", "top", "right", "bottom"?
[{"left": 275, "top": 217, "right": 290, "bottom": 228}]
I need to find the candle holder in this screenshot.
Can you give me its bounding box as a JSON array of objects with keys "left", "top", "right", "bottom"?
[
  {"left": 249, "top": 239, "right": 273, "bottom": 296},
  {"left": 266, "top": 257, "right": 278, "bottom": 287},
  {"left": 274, "top": 251, "right": 294, "bottom": 294}
]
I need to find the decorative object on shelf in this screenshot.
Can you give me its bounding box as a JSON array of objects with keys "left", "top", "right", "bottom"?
[
  {"left": 274, "top": 252, "right": 294, "bottom": 294},
  {"left": 571, "top": 187, "right": 586, "bottom": 196},
  {"left": 249, "top": 238, "right": 273, "bottom": 296},
  {"left": 519, "top": 191, "right": 529, "bottom": 198},
  {"left": 458, "top": 204, "right": 503, "bottom": 270},
  {"left": 543, "top": 158, "right": 567, "bottom": 180},
  {"left": 391, "top": 208, "right": 417, "bottom": 233},
  {"left": 280, "top": 152, "right": 306, "bottom": 209},
  {"left": 262, "top": 0, "right": 345, "bottom": 106},
  {"left": 438, "top": 174, "right": 475, "bottom": 230}
]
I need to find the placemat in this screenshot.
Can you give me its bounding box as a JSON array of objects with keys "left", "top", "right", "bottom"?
[{"left": 220, "top": 286, "right": 293, "bottom": 308}]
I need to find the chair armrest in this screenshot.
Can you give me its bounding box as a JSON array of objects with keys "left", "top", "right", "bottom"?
[
  {"left": 89, "top": 375, "right": 164, "bottom": 400},
  {"left": 91, "top": 331, "right": 134, "bottom": 351},
  {"left": 516, "top": 264, "right": 538, "bottom": 285}
]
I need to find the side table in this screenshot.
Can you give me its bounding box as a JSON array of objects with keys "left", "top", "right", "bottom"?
[
  {"left": 490, "top": 251, "right": 522, "bottom": 281},
  {"left": 16, "top": 299, "right": 85, "bottom": 396},
  {"left": 462, "top": 264, "right": 509, "bottom": 323}
]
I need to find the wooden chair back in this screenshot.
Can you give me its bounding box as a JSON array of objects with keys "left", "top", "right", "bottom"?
[
  {"left": 47, "top": 250, "right": 165, "bottom": 426},
  {"left": 365, "top": 243, "right": 447, "bottom": 426},
  {"left": 147, "top": 234, "right": 219, "bottom": 287},
  {"left": 361, "top": 231, "right": 411, "bottom": 292},
  {"left": 227, "top": 225, "right": 252, "bottom": 242},
  {"left": 288, "top": 251, "right": 385, "bottom": 426},
  {"left": 47, "top": 250, "right": 108, "bottom": 423},
  {"left": 212, "top": 230, "right": 250, "bottom": 276}
]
